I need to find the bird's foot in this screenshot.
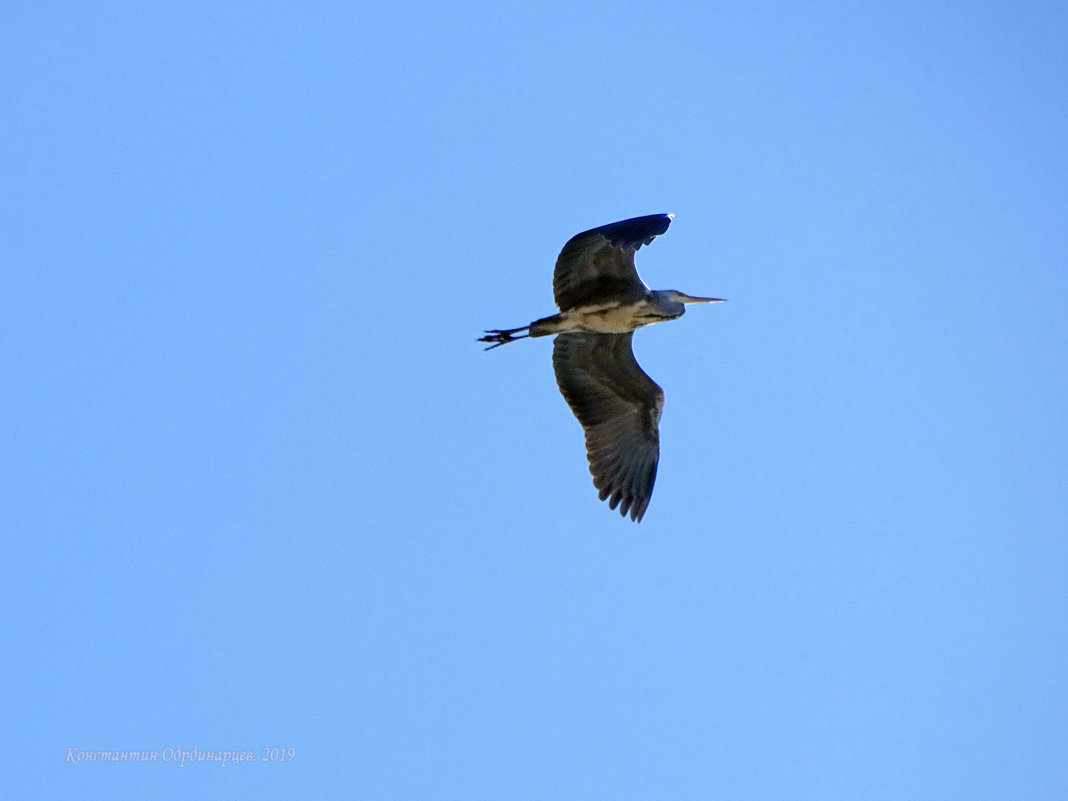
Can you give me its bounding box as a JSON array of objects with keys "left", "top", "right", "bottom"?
[{"left": 478, "top": 327, "right": 529, "bottom": 350}]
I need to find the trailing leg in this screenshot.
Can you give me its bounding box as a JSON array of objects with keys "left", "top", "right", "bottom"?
[{"left": 479, "top": 327, "right": 530, "bottom": 350}]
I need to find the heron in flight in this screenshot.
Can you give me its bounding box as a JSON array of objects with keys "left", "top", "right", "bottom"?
[{"left": 479, "top": 213, "right": 724, "bottom": 522}]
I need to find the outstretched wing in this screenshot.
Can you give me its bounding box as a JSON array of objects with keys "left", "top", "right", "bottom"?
[
  {"left": 552, "top": 332, "right": 664, "bottom": 522},
  {"left": 552, "top": 213, "right": 673, "bottom": 311}
]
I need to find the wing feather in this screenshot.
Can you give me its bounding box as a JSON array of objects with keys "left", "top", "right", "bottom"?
[
  {"left": 552, "top": 332, "right": 664, "bottom": 522},
  {"left": 552, "top": 214, "right": 673, "bottom": 311}
]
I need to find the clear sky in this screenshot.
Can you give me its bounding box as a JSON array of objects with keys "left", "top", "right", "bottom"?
[{"left": 3, "top": 2, "right": 1066, "bottom": 799}]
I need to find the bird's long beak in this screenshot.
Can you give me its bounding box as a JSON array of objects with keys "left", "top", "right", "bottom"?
[{"left": 678, "top": 293, "right": 726, "bottom": 304}]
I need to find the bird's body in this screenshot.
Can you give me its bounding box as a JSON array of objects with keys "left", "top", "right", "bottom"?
[
  {"left": 525, "top": 290, "right": 688, "bottom": 337},
  {"left": 479, "top": 214, "right": 723, "bottom": 522}
]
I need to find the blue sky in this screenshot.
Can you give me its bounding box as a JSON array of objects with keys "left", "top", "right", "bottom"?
[{"left": 3, "top": 2, "right": 1066, "bottom": 799}]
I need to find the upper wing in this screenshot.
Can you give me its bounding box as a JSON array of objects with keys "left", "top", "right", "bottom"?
[
  {"left": 552, "top": 214, "right": 673, "bottom": 311},
  {"left": 552, "top": 332, "right": 664, "bottom": 522}
]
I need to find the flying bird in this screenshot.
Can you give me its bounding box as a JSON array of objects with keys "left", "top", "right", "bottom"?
[{"left": 479, "top": 214, "right": 724, "bottom": 522}]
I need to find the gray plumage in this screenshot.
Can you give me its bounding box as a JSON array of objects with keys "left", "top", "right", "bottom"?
[
  {"left": 479, "top": 214, "right": 723, "bottom": 522},
  {"left": 553, "top": 332, "right": 663, "bottom": 522},
  {"left": 552, "top": 213, "right": 671, "bottom": 311}
]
